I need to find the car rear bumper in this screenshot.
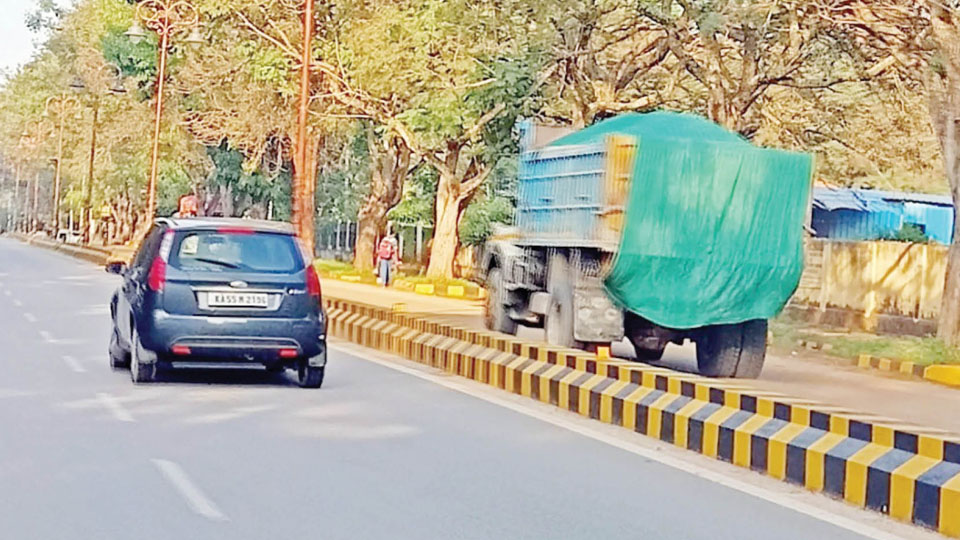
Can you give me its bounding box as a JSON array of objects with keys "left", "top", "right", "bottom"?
[{"left": 141, "top": 309, "right": 326, "bottom": 360}]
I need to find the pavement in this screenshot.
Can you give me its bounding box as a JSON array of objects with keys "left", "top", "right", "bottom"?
[
  {"left": 0, "top": 237, "right": 944, "bottom": 540},
  {"left": 323, "top": 279, "right": 960, "bottom": 437}
]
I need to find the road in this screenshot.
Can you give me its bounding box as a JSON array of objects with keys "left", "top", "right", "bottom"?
[
  {"left": 0, "top": 237, "right": 935, "bottom": 540},
  {"left": 321, "top": 280, "right": 960, "bottom": 436}
]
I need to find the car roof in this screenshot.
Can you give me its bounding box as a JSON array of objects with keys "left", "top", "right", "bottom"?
[{"left": 156, "top": 217, "right": 296, "bottom": 235}]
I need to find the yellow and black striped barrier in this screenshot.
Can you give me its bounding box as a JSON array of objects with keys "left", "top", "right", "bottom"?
[{"left": 325, "top": 296, "right": 960, "bottom": 536}]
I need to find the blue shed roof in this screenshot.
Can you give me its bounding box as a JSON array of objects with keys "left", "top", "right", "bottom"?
[
  {"left": 812, "top": 187, "right": 900, "bottom": 213},
  {"left": 865, "top": 190, "right": 953, "bottom": 207}
]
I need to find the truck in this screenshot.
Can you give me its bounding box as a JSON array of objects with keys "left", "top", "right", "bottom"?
[{"left": 480, "top": 112, "right": 814, "bottom": 378}]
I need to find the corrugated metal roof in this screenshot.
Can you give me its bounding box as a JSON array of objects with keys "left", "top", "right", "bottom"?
[
  {"left": 866, "top": 190, "right": 953, "bottom": 206},
  {"left": 811, "top": 188, "right": 900, "bottom": 213}
]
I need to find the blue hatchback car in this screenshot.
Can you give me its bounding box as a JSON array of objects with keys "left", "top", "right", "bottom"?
[{"left": 107, "top": 218, "right": 327, "bottom": 388}]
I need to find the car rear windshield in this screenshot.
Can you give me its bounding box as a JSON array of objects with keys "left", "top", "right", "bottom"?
[{"left": 169, "top": 231, "right": 304, "bottom": 274}]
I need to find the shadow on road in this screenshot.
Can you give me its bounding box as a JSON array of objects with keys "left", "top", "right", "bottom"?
[{"left": 121, "top": 366, "right": 300, "bottom": 387}]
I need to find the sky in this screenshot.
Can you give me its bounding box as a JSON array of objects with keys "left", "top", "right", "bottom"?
[{"left": 0, "top": 0, "right": 42, "bottom": 76}]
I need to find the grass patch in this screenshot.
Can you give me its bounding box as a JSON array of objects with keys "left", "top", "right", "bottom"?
[{"left": 770, "top": 315, "right": 960, "bottom": 366}]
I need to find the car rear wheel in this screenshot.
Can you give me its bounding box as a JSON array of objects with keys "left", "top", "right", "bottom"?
[
  {"left": 130, "top": 327, "right": 157, "bottom": 384},
  {"left": 109, "top": 327, "right": 129, "bottom": 369},
  {"left": 298, "top": 364, "right": 325, "bottom": 389}
]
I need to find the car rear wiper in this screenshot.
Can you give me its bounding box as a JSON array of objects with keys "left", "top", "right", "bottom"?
[{"left": 193, "top": 257, "right": 241, "bottom": 269}]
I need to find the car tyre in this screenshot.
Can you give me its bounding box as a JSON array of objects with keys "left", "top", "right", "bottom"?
[
  {"left": 130, "top": 326, "right": 157, "bottom": 384},
  {"left": 298, "top": 363, "right": 325, "bottom": 389},
  {"left": 109, "top": 327, "right": 130, "bottom": 369}
]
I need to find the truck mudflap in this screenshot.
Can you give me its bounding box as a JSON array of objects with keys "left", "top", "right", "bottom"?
[{"left": 573, "top": 282, "right": 624, "bottom": 343}]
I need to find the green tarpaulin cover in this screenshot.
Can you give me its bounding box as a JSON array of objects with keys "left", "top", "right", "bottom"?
[{"left": 573, "top": 112, "right": 814, "bottom": 329}]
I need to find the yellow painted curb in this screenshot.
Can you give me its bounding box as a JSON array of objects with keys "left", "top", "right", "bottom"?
[
  {"left": 924, "top": 365, "right": 960, "bottom": 388},
  {"left": 341, "top": 275, "right": 362, "bottom": 282},
  {"left": 415, "top": 283, "right": 435, "bottom": 295},
  {"left": 447, "top": 285, "right": 465, "bottom": 297}
]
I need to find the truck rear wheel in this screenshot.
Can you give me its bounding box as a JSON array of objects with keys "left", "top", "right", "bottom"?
[
  {"left": 545, "top": 254, "right": 581, "bottom": 349},
  {"left": 484, "top": 267, "right": 518, "bottom": 335},
  {"left": 696, "top": 320, "right": 767, "bottom": 379}
]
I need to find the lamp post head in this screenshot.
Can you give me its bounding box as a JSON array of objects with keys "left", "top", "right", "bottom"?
[
  {"left": 125, "top": 21, "right": 148, "bottom": 44},
  {"left": 69, "top": 77, "right": 86, "bottom": 92},
  {"left": 183, "top": 26, "right": 206, "bottom": 47}
]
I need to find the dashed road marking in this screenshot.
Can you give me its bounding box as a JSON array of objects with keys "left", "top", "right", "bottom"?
[
  {"left": 151, "top": 459, "right": 228, "bottom": 522},
  {"left": 12, "top": 299, "right": 22, "bottom": 307},
  {"left": 96, "top": 393, "right": 134, "bottom": 422},
  {"left": 3, "top": 290, "right": 11, "bottom": 297},
  {"left": 62, "top": 355, "right": 86, "bottom": 373},
  {"left": 23, "top": 313, "right": 37, "bottom": 323},
  {"left": 39, "top": 331, "right": 54, "bottom": 343}
]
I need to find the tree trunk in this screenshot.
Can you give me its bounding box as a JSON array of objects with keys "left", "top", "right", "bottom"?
[
  {"left": 426, "top": 174, "right": 464, "bottom": 279},
  {"left": 929, "top": 12, "right": 960, "bottom": 345},
  {"left": 354, "top": 137, "right": 411, "bottom": 271}
]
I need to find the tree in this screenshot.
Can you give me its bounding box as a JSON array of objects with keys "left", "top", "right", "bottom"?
[
  {"left": 353, "top": 127, "right": 414, "bottom": 271},
  {"left": 924, "top": 5, "right": 960, "bottom": 345}
]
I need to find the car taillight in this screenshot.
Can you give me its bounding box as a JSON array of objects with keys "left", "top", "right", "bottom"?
[
  {"left": 148, "top": 230, "right": 176, "bottom": 292},
  {"left": 147, "top": 257, "right": 167, "bottom": 291},
  {"left": 306, "top": 265, "right": 322, "bottom": 300}
]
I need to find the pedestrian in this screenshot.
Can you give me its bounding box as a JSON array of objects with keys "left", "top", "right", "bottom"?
[{"left": 376, "top": 228, "right": 399, "bottom": 287}]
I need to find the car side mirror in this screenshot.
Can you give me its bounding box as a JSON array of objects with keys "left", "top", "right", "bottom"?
[{"left": 106, "top": 261, "right": 127, "bottom": 275}]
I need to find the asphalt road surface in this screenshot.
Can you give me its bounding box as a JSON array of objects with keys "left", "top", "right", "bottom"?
[{"left": 0, "top": 238, "right": 931, "bottom": 540}]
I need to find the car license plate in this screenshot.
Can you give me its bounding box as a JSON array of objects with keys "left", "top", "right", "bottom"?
[{"left": 208, "top": 292, "right": 269, "bottom": 308}]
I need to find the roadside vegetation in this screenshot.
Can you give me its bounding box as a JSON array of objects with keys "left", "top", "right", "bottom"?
[{"left": 771, "top": 315, "right": 960, "bottom": 366}]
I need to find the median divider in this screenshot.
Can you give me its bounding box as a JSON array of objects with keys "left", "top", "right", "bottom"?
[{"left": 324, "top": 296, "right": 960, "bottom": 537}]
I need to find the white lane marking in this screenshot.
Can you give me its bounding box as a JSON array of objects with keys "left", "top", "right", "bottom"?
[
  {"left": 151, "top": 459, "right": 228, "bottom": 522},
  {"left": 77, "top": 306, "right": 110, "bottom": 316},
  {"left": 3, "top": 290, "right": 10, "bottom": 297},
  {"left": 96, "top": 393, "right": 134, "bottom": 422},
  {"left": 12, "top": 299, "right": 22, "bottom": 307},
  {"left": 334, "top": 344, "right": 909, "bottom": 540},
  {"left": 62, "top": 355, "right": 86, "bottom": 373},
  {"left": 23, "top": 313, "right": 37, "bottom": 323},
  {"left": 39, "top": 330, "right": 54, "bottom": 343}
]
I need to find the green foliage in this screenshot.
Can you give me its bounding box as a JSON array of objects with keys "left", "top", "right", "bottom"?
[
  {"left": 460, "top": 196, "right": 514, "bottom": 246},
  {"left": 315, "top": 126, "right": 370, "bottom": 223},
  {"left": 389, "top": 166, "right": 438, "bottom": 224},
  {"left": 102, "top": 27, "right": 158, "bottom": 94},
  {"left": 207, "top": 143, "right": 289, "bottom": 218},
  {"left": 157, "top": 163, "right": 193, "bottom": 217},
  {"left": 237, "top": 41, "right": 294, "bottom": 93},
  {"left": 888, "top": 223, "right": 931, "bottom": 244}
]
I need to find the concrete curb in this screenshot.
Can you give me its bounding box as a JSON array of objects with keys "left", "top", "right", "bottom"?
[
  {"left": 324, "top": 297, "right": 960, "bottom": 537},
  {"left": 857, "top": 354, "right": 960, "bottom": 389},
  {"left": 8, "top": 233, "right": 113, "bottom": 265},
  {"left": 316, "top": 269, "right": 487, "bottom": 301}
]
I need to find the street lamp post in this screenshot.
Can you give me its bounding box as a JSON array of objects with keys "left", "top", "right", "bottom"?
[
  {"left": 18, "top": 121, "right": 48, "bottom": 234},
  {"left": 44, "top": 93, "right": 80, "bottom": 236},
  {"left": 70, "top": 65, "right": 126, "bottom": 244},
  {"left": 126, "top": 0, "right": 202, "bottom": 230}
]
